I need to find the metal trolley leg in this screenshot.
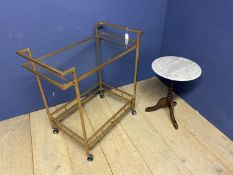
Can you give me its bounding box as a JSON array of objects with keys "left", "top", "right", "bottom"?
[
  {"left": 27, "top": 49, "right": 55, "bottom": 130},
  {"left": 96, "top": 26, "right": 105, "bottom": 99},
  {"left": 73, "top": 72, "right": 94, "bottom": 161},
  {"left": 131, "top": 34, "right": 141, "bottom": 116}
]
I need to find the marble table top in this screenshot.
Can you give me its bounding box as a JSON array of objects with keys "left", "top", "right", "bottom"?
[{"left": 152, "top": 56, "right": 202, "bottom": 81}]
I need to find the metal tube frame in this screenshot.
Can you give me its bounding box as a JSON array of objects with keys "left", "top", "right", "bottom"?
[{"left": 16, "top": 22, "right": 143, "bottom": 157}]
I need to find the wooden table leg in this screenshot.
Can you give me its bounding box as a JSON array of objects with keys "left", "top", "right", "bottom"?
[
  {"left": 145, "top": 97, "right": 167, "bottom": 112},
  {"left": 145, "top": 81, "right": 178, "bottom": 129}
]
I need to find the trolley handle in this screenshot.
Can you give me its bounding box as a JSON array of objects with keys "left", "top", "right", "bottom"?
[
  {"left": 96, "top": 22, "right": 144, "bottom": 36},
  {"left": 16, "top": 48, "right": 75, "bottom": 78}
]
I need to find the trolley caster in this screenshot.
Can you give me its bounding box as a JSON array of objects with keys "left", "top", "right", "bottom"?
[
  {"left": 100, "top": 93, "right": 105, "bottom": 99},
  {"left": 131, "top": 109, "right": 137, "bottom": 115},
  {"left": 53, "top": 128, "right": 59, "bottom": 134},
  {"left": 87, "top": 154, "right": 94, "bottom": 161},
  {"left": 99, "top": 89, "right": 105, "bottom": 99}
]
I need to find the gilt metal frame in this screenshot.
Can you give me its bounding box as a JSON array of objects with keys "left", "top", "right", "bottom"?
[{"left": 17, "top": 22, "right": 143, "bottom": 158}]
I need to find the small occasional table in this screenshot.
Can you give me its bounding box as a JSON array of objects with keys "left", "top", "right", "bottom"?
[{"left": 145, "top": 56, "right": 202, "bottom": 129}]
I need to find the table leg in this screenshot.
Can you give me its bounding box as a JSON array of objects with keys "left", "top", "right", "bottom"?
[
  {"left": 168, "top": 101, "right": 178, "bottom": 129},
  {"left": 145, "top": 81, "right": 178, "bottom": 129},
  {"left": 145, "top": 97, "right": 167, "bottom": 112}
]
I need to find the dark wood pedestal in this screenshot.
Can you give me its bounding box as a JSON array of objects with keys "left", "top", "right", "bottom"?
[{"left": 145, "top": 81, "right": 178, "bottom": 129}]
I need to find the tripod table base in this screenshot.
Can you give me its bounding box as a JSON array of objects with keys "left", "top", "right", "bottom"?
[{"left": 145, "top": 81, "right": 178, "bottom": 129}]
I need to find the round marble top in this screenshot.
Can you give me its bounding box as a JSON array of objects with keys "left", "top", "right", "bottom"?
[{"left": 152, "top": 56, "right": 202, "bottom": 81}]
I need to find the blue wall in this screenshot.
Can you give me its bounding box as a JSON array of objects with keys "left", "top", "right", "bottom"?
[
  {"left": 2, "top": 0, "right": 232, "bottom": 140},
  {"left": 0, "top": 0, "right": 168, "bottom": 120},
  {"left": 161, "top": 0, "right": 233, "bottom": 139}
]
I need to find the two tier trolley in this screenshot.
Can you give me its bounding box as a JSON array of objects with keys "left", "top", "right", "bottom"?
[{"left": 17, "top": 22, "right": 144, "bottom": 161}]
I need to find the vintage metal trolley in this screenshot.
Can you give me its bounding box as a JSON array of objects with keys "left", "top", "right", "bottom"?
[{"left": 17, "top": 22, "right": 143, "bottom": 161}]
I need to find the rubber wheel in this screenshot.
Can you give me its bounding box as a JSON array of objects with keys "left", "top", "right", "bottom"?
[
  {"left": 131, "top": 110, "right": 137, "bottom": 115},
  {"left": 53, "top": 128, "right": 59, "bottom": 134},
  {"left": 100, "top": 93, "right": 105, "bottom": 98},
  {"left": 87, "top": 154, "right": 94, "bottom": 161}
]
